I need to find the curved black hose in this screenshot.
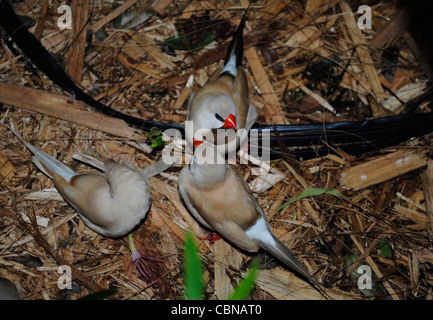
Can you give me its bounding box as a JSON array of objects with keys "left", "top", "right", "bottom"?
[{"left": 1, "top": 0, "right": 432, "bottom": 159}]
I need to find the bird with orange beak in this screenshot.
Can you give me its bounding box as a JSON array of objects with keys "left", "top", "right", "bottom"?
[
  {"left": 185, "top": 7, "right": 257, "bottom": 156},
  {"left": 179, "top": 140, "right": 329, "bottom": 298}
]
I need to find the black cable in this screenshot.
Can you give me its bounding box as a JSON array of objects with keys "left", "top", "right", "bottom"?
[
  {"left": 0, "top": 0, "right": 183, "bottom": 133},
  {"left": 1, "top": 0, "right": 432, "bottom": 159}
]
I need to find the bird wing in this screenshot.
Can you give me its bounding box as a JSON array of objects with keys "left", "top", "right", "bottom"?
[
  {"left": 178, "top": 166, "right": 214, "bottom": 230},
  {"left": 53, "top": 173, "right": 112, "bottom": 228},
  {"left": 213, "top": 219, "right": 259, "bottom": 252},
  {"left": 232, "top": 67, "right": 254, "bottom": 130},
  {"left": 179, "top": 163, "right": 261, "bottom": 251},
  {"left": 180, "top": 166, "right": 258, "bottom": 251}
]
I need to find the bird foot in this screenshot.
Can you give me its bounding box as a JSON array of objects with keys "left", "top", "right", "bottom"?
[{"left": 199, "top": 232, "right": 222, "bottom": 244}]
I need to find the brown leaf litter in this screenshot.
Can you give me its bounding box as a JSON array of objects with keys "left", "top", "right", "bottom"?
[{"left": 0, "top": 0, "right": 433, "bottom": 300}]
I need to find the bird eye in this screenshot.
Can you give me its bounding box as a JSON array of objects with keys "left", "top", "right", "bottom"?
[{"left": 215, "top": 113, "right": 225, "bottom": 122}]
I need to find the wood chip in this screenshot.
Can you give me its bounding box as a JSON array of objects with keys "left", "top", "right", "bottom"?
[
  {"left": 148, "top": 178, "right": 209, "bottom": 241},
  {"left": 66, "top": 0, "right": 89, "bottom": 84},
  {"left": 288, "top": 77, "right": 337, "bottom": 114},
  {"left": 0, "top": 151, "right": 16, "bottom": 189},
  {"left": 421, "top": 159, "right": 433, "bottom": 232},
  {"left": 255, "top": 268, "right": 356, "bottom": 300},
  {"left": 91, "top": 0, "right": 139, "bottom": 34},
  {"left": 339, "top": 150, "right": 427, "bottom": 190},
  {"left": 249, "top": 172, "right": 285, "bottom": 193},
  {"left": 0, "top": 83, "right": 145, "bottom": 141},
  {"left": 340, "top": 1, "right": 387, "bottom": 116},
  {"left": 245, "top": 47, "right": 287, "bottom": 124},
  {"left": 2, "top": 0, "right": 433, "bottom": 301},
  {"left": 370, "top": 7, "right": 410, "bottom": 50},
  {"left": 131, "top": 33, "right": 175, "bottom": 70},
  {"left": 214, "top": 240, "right": 241, "bottom": 299}
]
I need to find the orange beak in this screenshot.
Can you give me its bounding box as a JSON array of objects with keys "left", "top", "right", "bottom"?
[
  {"left": 193, "top": 138, "right": 203, "bottom": 148},
  {"left": 221, "top": 114, "right": 237, "bottom": 130}
]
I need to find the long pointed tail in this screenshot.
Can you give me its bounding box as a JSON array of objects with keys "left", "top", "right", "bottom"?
[
  {"left": 222, "top": 3, "right": 252, "bottom": 73},
  {"left": 7, "top": 122, "right": 76, "bottom": 181},
  {"left": 258, "top": 235, "right": 331, "bottom": 299}
]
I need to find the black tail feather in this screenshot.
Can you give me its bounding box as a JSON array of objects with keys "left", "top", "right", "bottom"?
[
  {"left": 259, "top": 235, "right": 331, "bottom": 299},
  {"left": 223, "top": 3, "right": 252, "bottom": 68}
]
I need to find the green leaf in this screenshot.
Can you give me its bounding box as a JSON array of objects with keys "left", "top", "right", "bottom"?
[
  {"left": 378, "top": 237, "right": 390, "bottom": 258},
  {"left": 228, "top": 261, "right": 259, "bottom": 300},
  {"left": 146, "top": 127, "right": 164, "bottom": 149},
  {"left": 275, "top": 187, "right": 343, "bottom": 214},
  {"left": 150, "top": 136, "right": 164, "bottom": 148},
  {"left": 183, "top": 231, "right": 204, "bottom": 300},
  {"left": 146, "top": 127, "right": 162, "bottom": 138}
]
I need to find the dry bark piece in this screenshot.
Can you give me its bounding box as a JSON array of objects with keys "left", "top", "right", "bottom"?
[{"left": 339, "top": 149, "right": 427, "bottom": 190}]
